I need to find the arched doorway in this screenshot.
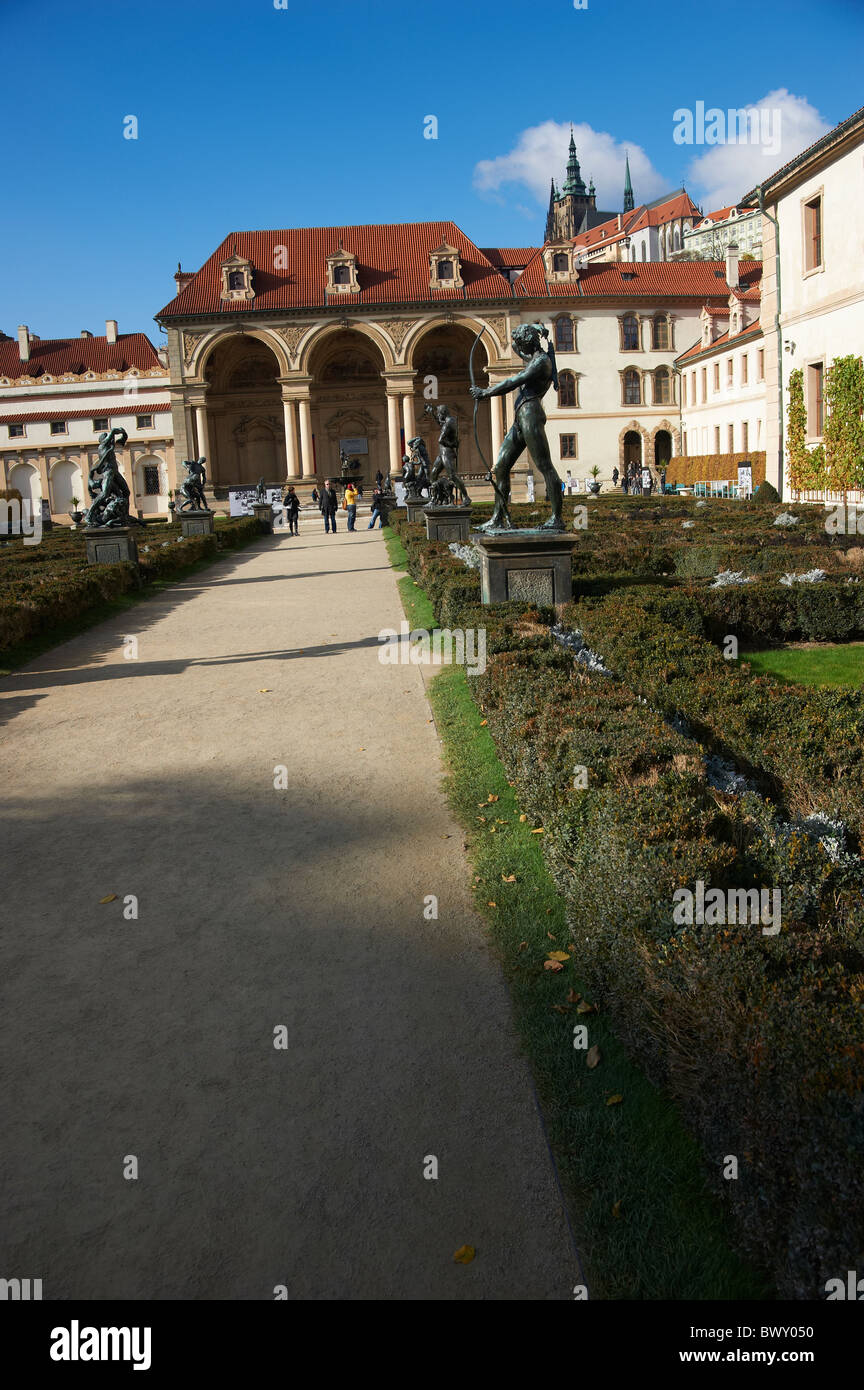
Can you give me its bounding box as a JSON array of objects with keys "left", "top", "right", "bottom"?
[
  {"left": 203, "top": 336, "right": 284, "bottom": 486},
  {"left": 623, "top": 431, "right": 642, "bottom": 470},
  {"left": 50, "top": 460, "right": 84, "bottom": 514},
  {"left": 409, "top": 324, "right": 492, "bottom": 480},
  {"left": 654, "top": 429, "right": 672, "bottom": 468},
  {"left": 134, "top": 454, "right": 169, "bottom": 516},
  {"left": 9, "top": 463, "right": 41, "bottom": 503},
  {"left": 308, "top": 330, "right": 388, "bottom": 483}
]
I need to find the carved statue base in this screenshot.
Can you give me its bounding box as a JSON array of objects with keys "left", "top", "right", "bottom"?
[
  {"left": 423, "top": 505, "right": 473, "bottom": 544},
  {"left": 179, "top": 509, "right": 215, "bottom": 538},
  {"left": 251, "top": 502, "right": 274, "bottom": 534},
  {"left": 405, "top": 496, "right": 430, "bottom": 524},
  {"left": 84, "top": 525, "right": 140, "bottom": 570},
  {"left": 473, "top": 530, "right": 578, "bottom": 607}
]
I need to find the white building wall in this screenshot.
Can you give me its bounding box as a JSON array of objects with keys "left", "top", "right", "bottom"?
[{"left": 680, "top": 335, "right": 767, "bottom": 465}]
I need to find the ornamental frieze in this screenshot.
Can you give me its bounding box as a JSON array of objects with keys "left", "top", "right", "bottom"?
[
  {"left": 276, "top": 324, "right": 312, "bottom": 362},
  {"left": 379, "top": 319, "right": 412, "bottom": 352}
]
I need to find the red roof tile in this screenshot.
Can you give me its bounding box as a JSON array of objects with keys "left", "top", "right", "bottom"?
[
  {"left": 676, "top": 319, "right": 764, "bottom": 364},
  {"left": 157, "top": 223, "right": 514, "bottom": 318},
  {"left": 0, "top": 333, "right": 162, "bottom": 382},
  {"left": 513, "top": 258, "right": 762, "bottom": 299},
  {"left": 0, "top": 402, "right": 171, "bottom": 426},
  {"left": 479, "top": 247, "right": 539, "bottom": 267}
]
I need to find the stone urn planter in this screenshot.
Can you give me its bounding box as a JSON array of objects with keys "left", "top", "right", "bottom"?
[{"left": 587, "top": 480, "right": 601, "bottom": 496}]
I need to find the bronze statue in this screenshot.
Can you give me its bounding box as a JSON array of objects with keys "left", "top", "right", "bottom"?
[
  {"left": 85, "top": 427, "right": 132, "bottom": 528},
  {"left": 403, "top": 438, "right": 431, "bottom": 500},
  {"left": 253, "top": 476, "right": 267, "bottom": 503},
  {"left": 469, "top": 323, "right": 564, "bottom": 532},
  {"left": 424, "top": 403, "right": 470, "bottom": 506},
  {"left": 178, "top": 457, "right": 209, "bottom": 511}
]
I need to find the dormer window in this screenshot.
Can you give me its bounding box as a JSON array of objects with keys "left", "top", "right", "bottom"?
[
  {"left": 429, "top": 241, "right": 464, "bottom": 290},
  {"left": 326, "top": 243, "right": 360, "bottom": 294},
  {"left": 220, "top": 253, "right": 255, "bottom": 302},
  {"left": 543, "top": 242, "right": 578, "bottom": 283}
]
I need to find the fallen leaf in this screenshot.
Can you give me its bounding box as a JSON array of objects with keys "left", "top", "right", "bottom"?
[
  {"left": 531, "top": 827, "right": 544, "bottom": 835},
  {"left": 479, "top": 719, "right": 488, "bottom": 726},
  {"left": 441, "top": 834, "right": 451, "bottom": 840},
  {"left": 453, "top": 1244, "right": 476, "bottom": 1265},
  {"left": 258, "top": 688, "right": 271, "bottom": 693},
  {"left": 547, "top": 931, "right": 556, "bottom": 940},
  {"left": 607, "top": 1094, "right": 623, "bottom": 1106},
  {"left": 577, "top": 1001, "right": 595, "bottom": 1015},
  {"left": 489, "top": 826, "right": 496, "bottom": 834},
  {"left": 567, "top": 989, "right": 581, "bottom": 1004},
  {"left": 487, "top": 901, "right": 497, "bottom": 908},
  {"left": 99, "top": 894, "right": 118, "bottom": 904},
  {"left": 519, "top": 813, "right": 528, "bottom": 822},
  {"left": 544, "top": 959, "right": 564, "bottom": 973},
  {"left": 586, "top": 1044, "right": 601, "bottom": 1068},
  {"left": 612, "top": 1200, "right": 622, "bottom": 1219},
  {"left": 548, "top": 950, "right": 570, "bottom": 962},
  {"left": 501, "top": 873, "right": 516, "bottom": 883},
  {"left": 357, "top": 747, "right": 365, "bottom": 751},
  {"left": 517, "top": 941, "right": 529, "bottom": 951},
  {"left": 487, "top": 794, "right": 499, "bottom": 803},
  {"left": 551, "top": 1004, "right": 572, "bottom": 1014}
]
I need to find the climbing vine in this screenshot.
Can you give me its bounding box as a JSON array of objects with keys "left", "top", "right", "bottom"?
[{"left": 787, "top": 355, "right": 864, "bottom": 493}]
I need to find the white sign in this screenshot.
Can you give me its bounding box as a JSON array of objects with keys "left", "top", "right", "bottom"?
[
  {"left": 738, "top": 464, "right": 753, "bottom": 497},
  {"left": 228, "top": 486, "right": 283, "bottom": 518},
  {"left": 641, "top": 468, "right": 652, "bottom": 491},
  {"left": 340, "top": 437, "right": 368, "bottom": 455}
]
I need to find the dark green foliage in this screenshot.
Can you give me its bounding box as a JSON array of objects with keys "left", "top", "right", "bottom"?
[{"left": 753, "top": 480, "right": 781, "bottom": 503}]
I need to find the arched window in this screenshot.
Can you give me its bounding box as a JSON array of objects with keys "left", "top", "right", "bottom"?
[
  {"left": 623, "top": 369, "right": 641, "bottom": 405},
  {"left": 333, "top": 265, "right": 351, "bottom": 285},
  {"left": 674, "top": 227, "right": 681, "bottom": 251},
  {"left": 558, "top": 370, "right": 577, "bottom": 408},
  {"left": 654, "top": 367, "right": 672, "bottom": 405},
  {"left": 630, "top": 244, "right": 636, "bottom": 262},
  {"left": 555, "top": 316, "right": 575, "bottom": 351},
  {"left": 621, "top": 314, "right": 639, "bottom": 350},
  {"left": 552, "top": 252, "right": 569, "bottom": 273},
  {"left": 651, "top": 314, "right": 670, "bottom": 350},
  {"left": 641, "top": 243, "right": 646, "bottom": 262}
]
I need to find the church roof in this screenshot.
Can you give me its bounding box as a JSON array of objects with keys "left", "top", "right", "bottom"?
[
  {"left": 0, "top": 333, "right": 162, "bottom": 383},
  {"left": 156, "top": 222, "right": 514, "bottom": 318}
]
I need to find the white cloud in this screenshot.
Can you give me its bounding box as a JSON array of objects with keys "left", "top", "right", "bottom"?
[
  {"left": 473, "top": 120, "right": 668, "bottom": 213},
  {"left": 683, "top": 90, "right": 831, "bottom": 211}
]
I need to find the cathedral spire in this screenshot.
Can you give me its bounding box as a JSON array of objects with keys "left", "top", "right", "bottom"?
[
  {"left": 545, "top": 178, "right": 557, "bottom": 242},
  {"left": 623, "top": 152, "right": 634, "bottom": 213},
  {"left": 563, "top": 127, "right": 586, "bottom": 197}
]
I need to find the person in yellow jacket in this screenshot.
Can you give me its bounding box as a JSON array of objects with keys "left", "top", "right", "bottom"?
[{"left": 344, "top": 482, "right": 358, "bottom": 532}]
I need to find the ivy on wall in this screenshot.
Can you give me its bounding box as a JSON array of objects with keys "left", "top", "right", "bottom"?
[
  {"left": 666, "top": 451, "right": 766, "bottom": 485},
  {"left": 786, "top": 355, "right": 864, "bottom": 492}
]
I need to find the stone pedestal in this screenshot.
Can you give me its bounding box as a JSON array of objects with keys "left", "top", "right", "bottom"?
[
  {"left": 423, "top": 505, "right": 473, "bottom": 543},
  {"left": 179, "top": 508, "right": 215, "bottom": 538},
  {"left": 251, "top": 502, "right": 274, "bottom": 534},
  {"left": 84, "top": 526, "right": 139, "bottom": 568},
  {"left": 405, "top": 496, "right": 430, "bottom": 524},
  {"left": 473, "top": 530, "right": 578, "bottom": 607}
]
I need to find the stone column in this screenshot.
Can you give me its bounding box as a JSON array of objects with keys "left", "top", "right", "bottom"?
[
  {"left": 282, "top": 397, "right": 300, "bottom": 480},
  {"left": 194, "top": 403, "right": 210, "bottom": 462},
  {"left": 298, "top": 398, "right": 315, "bottom": 477},
  {"left": 402, "top": 391, "right": 416, "bottom": 444},
  {"left": 386, "top": 393, "right": 403, "bottom": 477}
]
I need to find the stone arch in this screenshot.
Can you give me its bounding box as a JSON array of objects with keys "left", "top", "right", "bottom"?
[
  {"left": 618, "top": 421, "right": 650, "bottom": 471},
  {"left": 191, "top": 327, "right": 292, "bottom": 381},
  {"left": 49, "top": 458, "right": 84, "bottom": 514},
  {"left": 298, "top": 319, "right": 394, "bottom": 374},
  {"left": 8, "top": 462, "right": 41, "bottom": 501},
  {"left": 402, "top": 314, "right": 503, "bottom": 369},
  {"left": 651, "top": 420, "right": 681, "bottom": 460},
  {"left": 132, "top": 452, "right": 169, "bottom": 515}
]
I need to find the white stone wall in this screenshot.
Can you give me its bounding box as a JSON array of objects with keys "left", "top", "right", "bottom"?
[{"left": 680, "top": 336, "right": 767, "bottom": 461}]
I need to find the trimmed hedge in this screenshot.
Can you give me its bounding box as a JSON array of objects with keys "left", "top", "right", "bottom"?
[
  {"left": 0, "top": 516, "right": 260, "bottom": 653},
  {"left": 389, "top": 510, "right": 864, "bottom": 1298}
]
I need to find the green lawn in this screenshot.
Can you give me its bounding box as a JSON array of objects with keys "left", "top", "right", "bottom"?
[{"left": 745, "top": 642, "right": 864, "bottom": 687}]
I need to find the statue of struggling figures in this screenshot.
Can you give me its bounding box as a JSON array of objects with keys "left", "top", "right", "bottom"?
[
  {"left": 85, "top": 427, "right": 132, "bottom": 528},
  {"left": 178, "top": 456, "right": 209, "bottom": 510},
  {"left": 424, "top": 403, "right": 471, "bottom": 506},
  {"left": 469, "top": 322, "right": 564, "bottom": 532}
]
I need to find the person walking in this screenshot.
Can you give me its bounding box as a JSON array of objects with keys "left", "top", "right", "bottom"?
[
  {"left": 612, "top": 466, "right": 619, "bottom": 488},
  {"left": 344, "top": 481, "right": 358, "bottom": 532},
  {"left": 367, "top": 485, "right": 387, "bottom": 529},
  {"left": 320, "top": 479, "right": 339, "bottom": 534},
  {"left": 283, "top": 485, "right": 299, "bottom": 536}
]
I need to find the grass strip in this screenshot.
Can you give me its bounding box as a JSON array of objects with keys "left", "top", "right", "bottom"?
[{"left": 744, "top": 642, "right": 864, "bottom": 688}]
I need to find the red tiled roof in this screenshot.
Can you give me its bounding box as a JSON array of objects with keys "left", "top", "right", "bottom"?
[
  {"left": 0, "top": 334, "right": 162, "bottom": 382},
  {"left": 513, "top": 258, "right": 762, "bottom": 299},
  {"left": 0, "top": 402, "right": 171, "bottom": 426},
  {"left": 157, "top": 223, "right": 514, "bottom": 317},
  {"left": 479, "top": 247, "right": 539, "bottom": 267},
  {"left": 676, "top": 319, "right": 764, "bottom": 364}
]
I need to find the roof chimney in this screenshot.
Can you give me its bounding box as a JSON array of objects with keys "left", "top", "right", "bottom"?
[
  {"left": 80, "top": 330, "right": 93, "bottom": 338},
  {"left": 725, "top": 240, "right": 740, "bottom": 291},
  {"left": 17, "top": 325, "right": 30, "bottom": 362},
  {"left": 105, "top": 319, "right": 118, "bottom": 344},
  {"left": 174, "top": 263, "right": 195, "bottom": 294}
]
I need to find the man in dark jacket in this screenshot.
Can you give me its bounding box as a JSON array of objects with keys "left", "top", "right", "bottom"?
[
  {"left": 283, "top": 485, "right": 300, "bottom": 536},
  {"left": 320, "top": 479, "right": 339, "bottom": 533}
]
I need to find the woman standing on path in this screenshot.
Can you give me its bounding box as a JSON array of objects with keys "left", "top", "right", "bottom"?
[
  {"left": 283, "top": 486, "right": 300, "bottom": 536},
  {"left": 344, "top": 482, "right": 358, "bottom": 532}
]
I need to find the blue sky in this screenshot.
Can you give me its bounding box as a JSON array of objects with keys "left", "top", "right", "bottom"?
[{"left": 4, "top": 0, "right": 860, "bottom": 342}]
